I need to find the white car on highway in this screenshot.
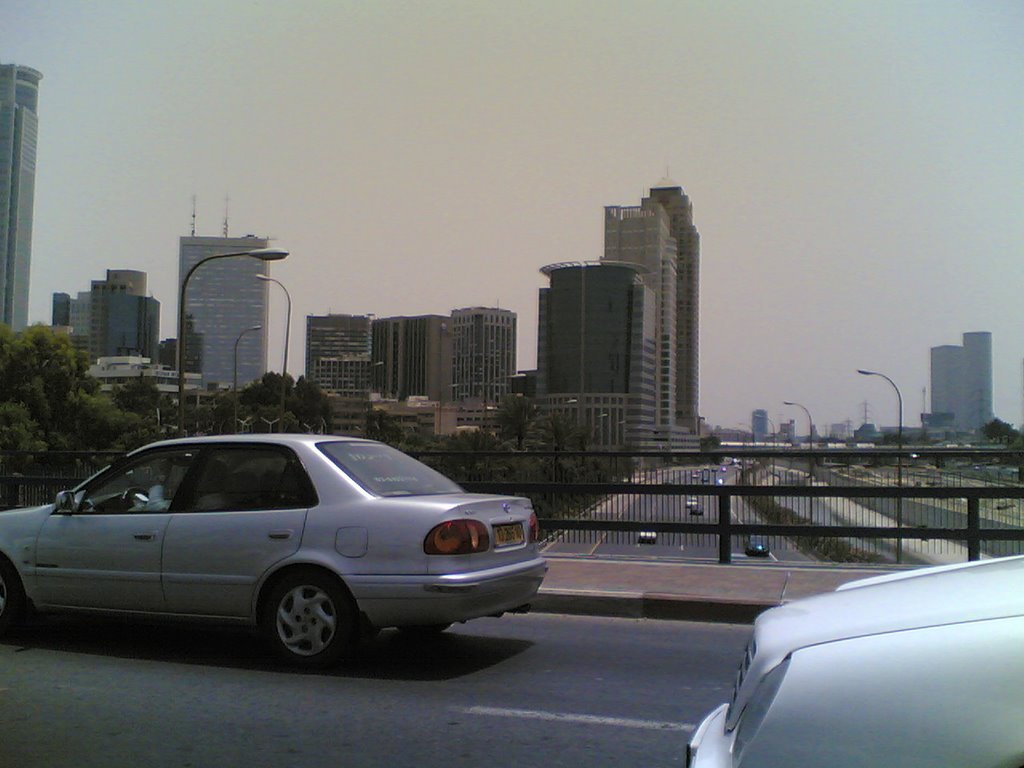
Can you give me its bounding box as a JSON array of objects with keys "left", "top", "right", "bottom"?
[
  {"left": 0, "top": 435, "right": 546, "bottom": 668},
  {"left": 687, "top": 555, "right": 1024, "bottom": 767}
]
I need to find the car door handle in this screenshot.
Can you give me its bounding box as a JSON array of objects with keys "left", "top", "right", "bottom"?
[
  {"left": 133, "top": 532, "right": 158, "bottom": 541},
  {"left": 268, "top": 530, "right": 293, "bottom": 540}
]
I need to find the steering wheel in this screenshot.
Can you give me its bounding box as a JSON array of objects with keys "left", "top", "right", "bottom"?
[{"left": 120, "top": 487, "right": 150, "bottom": 507}]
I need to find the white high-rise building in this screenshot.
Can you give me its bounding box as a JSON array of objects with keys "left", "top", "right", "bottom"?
[
  {"left": 451, "top": 307, "right": 516, "bottom": 403},
  {"left": 178, "top": 235, "right": 272, "bottom": 388},
  {"left": 930, "top": 331, "right": 993, "bottom": 431},
  {"left": 0, "top": 63, "right": 42, "bottom": 331}
]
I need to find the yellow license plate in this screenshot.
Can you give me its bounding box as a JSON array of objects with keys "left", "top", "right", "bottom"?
[{"left": 493, "top": 523, "right": 525, "bottom": 547}]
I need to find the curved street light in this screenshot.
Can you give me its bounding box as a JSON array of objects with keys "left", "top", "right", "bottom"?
[
  {"left": 233, "top": 324, "right": 263, "bottom": 433},
  {"left": 858, "top": 368, "right": 905, "bottom": 563},
  {"left": 783, "top": 401, "right": 815, "bottom": 449},
  {"left": 177, "top": 248, "right": 288, "bottom": 436},
  {"left": 257, "top": 274, "right": 292, "bottom": 432}
]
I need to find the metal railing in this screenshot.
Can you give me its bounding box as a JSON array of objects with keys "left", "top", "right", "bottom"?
[
  {"left": 4, "top": 447, "right": 1023, "bottom": 566},
  {"left": 413, "top": 447, "right": 1024, "bottom": 565}
]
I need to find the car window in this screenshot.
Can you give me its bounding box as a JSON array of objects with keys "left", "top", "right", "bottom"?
[
  {"left": 318, "top": 441, "right": 463, "bottom": 497},
  {"left": 190, "top": 446, "right": 316, "bottom": 512},
  {"left": 79, "top": 449, "right": 197, "bottom": 514}
]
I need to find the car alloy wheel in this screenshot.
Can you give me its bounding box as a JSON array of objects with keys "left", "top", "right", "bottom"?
[{"left": 262, "top": 570, "right": 354, "bottom": 668}]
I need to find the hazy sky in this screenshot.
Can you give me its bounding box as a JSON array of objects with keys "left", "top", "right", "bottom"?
[{"left": 3, "top": 1, "right": 1022, "bottom": 431}]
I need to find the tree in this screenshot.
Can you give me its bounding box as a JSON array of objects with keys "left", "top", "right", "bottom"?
[
  {"left": 231, "top": 372, "right": 331, "bottom": 434},
  {"left": 364, "top": 407, "right": 403, "bottom": 446},
  {"left": 289, "top": 376, "right": 331, "bottom": 432},
  {"left": 700, "top": 435, "right": 722, "bottom": 451},
  {"left": 536, "top": 412, "right": 589, "bottom": 451},
  {"left": 0, "top": 324, "right": 96, "bottom": 449},
  {"left": 495, "top": 395, "right": 538, "bottom": 450},
  {"left": 982, "top": 418, "right": 1018, "bottom": 445},
  {"left": 112, "top": 377, "right": 161, "bottom": 416},
  {"left": 0, "top": 402, "right": 45, "bottom": 452}
]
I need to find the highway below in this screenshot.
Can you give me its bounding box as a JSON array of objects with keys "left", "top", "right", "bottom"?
[
  {"left": 0, "top": 613, "right": 749, "bottom": 768},
  {"left": 543, "top": 458, "right": 1024, "bottom": 565}
]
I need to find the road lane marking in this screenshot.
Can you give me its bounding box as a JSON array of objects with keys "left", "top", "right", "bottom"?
[{"left": 455, "top": 706, "right": 695, "bottom": 732}]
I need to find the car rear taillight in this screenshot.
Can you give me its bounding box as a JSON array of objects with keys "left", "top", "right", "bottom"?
[
  {"left": 528, "top": 512, "right": 539, "bottom": 543},
  {"left": 424, "top": 519, "right": 491, "bottom": 555}
]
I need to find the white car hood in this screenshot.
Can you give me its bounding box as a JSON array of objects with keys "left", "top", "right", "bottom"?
[{"left": 755, "top": 555, "right": 1024, "bottom": 666}]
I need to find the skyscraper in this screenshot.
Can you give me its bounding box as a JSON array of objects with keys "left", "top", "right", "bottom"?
[
  {"left": 451, "top": 307, "right": 516, "bottom": 403},
  {"left": 51, "top": 292, "right": 70, "bottom": 327},
  {"left": 0, "top": 63, "right": 42, "bottom": 331},
  {"left": 371, "top": 315, "right": 452, "bottom": 402},
  {"left": 930, "top": 331, "right": 994, "bottom": 431},
  {"left": 537, "top": 261, "right": 669, "bottom": 449},
  {"left": 88, "top": 269, "right": 160, "bottom": 361},
  {"left": 178, "top": 235, "right": 271, "bottom": 388},
  {"left": 305, "top": 313, "right": 373, "bottom": 396},
  {"left": 604, "top": 179, "right": 700, "bottom": 432}
]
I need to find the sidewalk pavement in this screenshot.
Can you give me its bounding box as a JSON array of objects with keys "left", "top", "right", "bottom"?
[{"left": 532, "top": 554, "right": 903, "bottom": 624}]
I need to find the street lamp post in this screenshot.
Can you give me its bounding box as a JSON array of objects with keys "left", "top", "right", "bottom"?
[
  {"left": 177, "top": 248, "right": 288, "bottom": 436},
  {"left": 858, "top": 368, "right": 905, "bottom": 563},
  {"left": 257, "top": 274, "right": 292, "bottom": 432},
  {"left": 784, "top": 400, "right": 816, "bottom": 487},
  {"left": 233, "top": 324, "right": 263, "bottom": 433},
  {"left": 783, "top": 401, "right": 814, "bottom": 449}
]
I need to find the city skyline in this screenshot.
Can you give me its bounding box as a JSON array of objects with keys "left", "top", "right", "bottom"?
[{"left": 3, "top": 3, "right": 1022, "bottom": 429}]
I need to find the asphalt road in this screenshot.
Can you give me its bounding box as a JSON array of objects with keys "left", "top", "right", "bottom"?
[{"left": 0, "top": 613, "right": 750, "bottom": 768}]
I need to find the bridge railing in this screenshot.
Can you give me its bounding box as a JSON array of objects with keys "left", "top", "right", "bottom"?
[{"left": 3, "top": 447, "right": 1022, "bottom": 565}]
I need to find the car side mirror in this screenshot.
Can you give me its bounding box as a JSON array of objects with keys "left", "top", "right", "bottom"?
[{"left": 54, "top": 489, "right": 82, "bottom": 514}]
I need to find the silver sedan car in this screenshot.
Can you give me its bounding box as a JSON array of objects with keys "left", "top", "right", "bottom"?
[
  {"left": 687, "top": 555, "right": 1024, "bottom": 767},
  {"left": 0, "top": 435, "right": 547, "bottom": 668}
]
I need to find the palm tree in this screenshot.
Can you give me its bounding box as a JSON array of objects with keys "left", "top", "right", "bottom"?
[
  {"left": 537, "top": 411, "right": 589, "bottom": 452},
  {"left": 495, "top": 395, "right": 538, "bottom": 450}
]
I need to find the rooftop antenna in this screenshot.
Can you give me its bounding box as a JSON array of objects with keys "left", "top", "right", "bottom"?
[
  {"left": 223, "top": 193, "right": 230, "bottom": 238},
  {"left": 190, "top": 195, "right": 197, "bottom": 236}
]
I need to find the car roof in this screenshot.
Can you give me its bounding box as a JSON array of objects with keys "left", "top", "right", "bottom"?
[
  {"left": 755, "top": 555, "right": 1024, "bottom": 665},
  {"left": 128, "top": 434, "right": 374, "bottom": 454}
]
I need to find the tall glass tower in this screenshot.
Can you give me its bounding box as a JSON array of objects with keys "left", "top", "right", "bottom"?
[
  {"left": 930, "top": 331, "right": 993, "bottom": 431},
  {"left": 178, "top": 235, "right": 271, "bottom": 388},
  {"left": 0, "top": 63, "right": 42, "bottom": 331},
  {"left": 604, "top": 179, "right": 701, "bottom": 433}
]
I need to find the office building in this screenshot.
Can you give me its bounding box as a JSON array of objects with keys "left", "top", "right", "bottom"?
[
  {"left": 0, "top": 63, "right": 42, "bottom": 331},
  {"left": 178, "top": 235, "right": 271, "bottom": 388},
  {"left": 752, "top": 409, "right": 769, "bottom": 442},
  {"left": 88, "top": 270, "right": 159, "bottom": 361},
  {"left": 451, "top": 307, "right": 516, "bottom": 403},
  {"left": 371, "top": 315, "right": 453, "bottom": 403},
  {"left": 536, "top": 261, "right": 696, "bottom": 450},
  {"left": 51, "top": 292, "right": 70, "bottom": 327},
  {"left": 89, "top": 355, "right": 199, "bottom": 395},
  {"left": 306, "top": 314, "right": 374, "bottom": 397},
  {"left": 604, "top": 179, "right": 700, "bottom": 432},
  {"left": 930, "top": 331, "right": 994, "bottom": 431},
  {"left": 509, "top": 370, "right": 537, "bottom": 398}
]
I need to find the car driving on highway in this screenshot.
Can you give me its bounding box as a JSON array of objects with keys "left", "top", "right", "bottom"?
[
  {"left": 0, "top": 435, "right": 546, "bottom": 668},
  {"left": 686, "top": 555, "right": 1024, "bottom": 767}
]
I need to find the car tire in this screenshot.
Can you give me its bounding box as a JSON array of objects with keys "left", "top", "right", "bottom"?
[
  {"left": 261, "top": 569, "right": 356, "bottom": 669},
  {"left": 0, "top": 556, "right": 26, "bottom": 637}
]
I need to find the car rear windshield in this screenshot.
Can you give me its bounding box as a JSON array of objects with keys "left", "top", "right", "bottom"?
[{"left": 317, "top": 441, "right": 464, "bottom": 497}]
